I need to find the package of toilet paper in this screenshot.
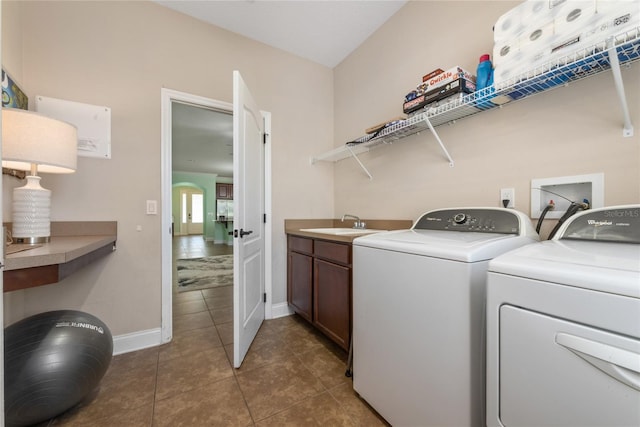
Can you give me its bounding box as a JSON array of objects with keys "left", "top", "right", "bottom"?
[{"left": 492, "top": 0, "right": 640, "bottom": 90}]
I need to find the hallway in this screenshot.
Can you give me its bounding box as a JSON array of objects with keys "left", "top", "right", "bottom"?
[{"left": 42, "top": 236, "right": 385, "bottom": 426}]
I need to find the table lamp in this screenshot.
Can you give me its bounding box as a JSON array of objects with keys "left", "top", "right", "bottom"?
[{"left": 2, "top": 108, "right": 78, "bottom": 243}]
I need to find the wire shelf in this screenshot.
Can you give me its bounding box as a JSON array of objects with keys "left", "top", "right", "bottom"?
[{"left": 312, "top": 26, "right": 640, "bottom": 166}]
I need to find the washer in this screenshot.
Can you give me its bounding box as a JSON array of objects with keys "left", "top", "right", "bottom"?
[
  {"left": 486, "top": 205, "right": 640, "bottom": 427},
  {"left": 352, "top": 207, "right": 538, "bottom": 426}
]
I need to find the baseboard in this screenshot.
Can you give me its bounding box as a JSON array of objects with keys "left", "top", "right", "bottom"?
[
  {"left": 114, "top": 305, "right": 292, "bottom": 355},
  {"left": 112, "top": 327, "right": 162, "bottom": 355},
  {"left": 270, "top": 302, "right": 294, "bottom": 319}
]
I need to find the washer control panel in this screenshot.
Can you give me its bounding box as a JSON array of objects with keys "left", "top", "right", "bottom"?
[
  {"left": 559, "top": 205, "right": 640, "bottom": 243},
  {"left": 414, "top": 208, "right": 522, "bottom": 234}
]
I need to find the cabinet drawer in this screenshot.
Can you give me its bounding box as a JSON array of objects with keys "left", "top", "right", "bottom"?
[
  {"left": 289, "top": 235, "right": 313, "bottom": 255},
  {"left": 315, "top": 240, "right": 351, "bottom": 265}
]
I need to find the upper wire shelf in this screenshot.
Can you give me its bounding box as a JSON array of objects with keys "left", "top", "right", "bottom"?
[{"left": 312, "top": 25, "right": 640, "bottom": 165}]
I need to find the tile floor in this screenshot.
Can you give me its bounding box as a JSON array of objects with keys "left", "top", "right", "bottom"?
[{"left": 43, "top": 235, "right": 386, "bottom": 426}]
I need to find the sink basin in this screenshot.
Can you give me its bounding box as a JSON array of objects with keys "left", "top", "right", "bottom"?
[{"left": 300, "top": 228, "right": 386, "bottom": 235}]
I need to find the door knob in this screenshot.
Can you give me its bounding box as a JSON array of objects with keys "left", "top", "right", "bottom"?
[{"left": 239, "top": 229, "right": 253, "bottom": 238}]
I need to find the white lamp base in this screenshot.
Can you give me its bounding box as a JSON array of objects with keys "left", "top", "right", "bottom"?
[{"left": 12, "top": 175, "right": 51, "bottom": 243}]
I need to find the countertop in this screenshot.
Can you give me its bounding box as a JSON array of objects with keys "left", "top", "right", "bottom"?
[
  {"left": 285, "top": 218, "right": 413, "bottom": 243},
  {"left": 5, "top": 235, "right": 117, "bottom": 270},
  {"left": 3, "top": 221, "right": 117, "bottom": 292}
]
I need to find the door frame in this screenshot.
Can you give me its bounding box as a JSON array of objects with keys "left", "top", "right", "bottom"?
[{"left": 160, "top": 88, "right": 272, "bottom": 344}]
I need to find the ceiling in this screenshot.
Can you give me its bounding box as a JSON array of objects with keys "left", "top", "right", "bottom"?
[
  {"left": 171, "top": 103, "right": 234, "bottom": 176},
  {"left": 165, "top": 0, "right": 407, "bottom": 177},
  {"left": 154, "top": 0, "right": 407, "bottom": 68}
]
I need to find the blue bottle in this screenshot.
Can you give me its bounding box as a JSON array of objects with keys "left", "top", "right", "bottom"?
[{"left": 475, "top": 54, "right": 495, "bottom": 109}]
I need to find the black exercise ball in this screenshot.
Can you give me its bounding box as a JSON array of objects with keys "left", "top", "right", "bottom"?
[{"left": 4, "top": 310, "right": 113, "bottom": 427}]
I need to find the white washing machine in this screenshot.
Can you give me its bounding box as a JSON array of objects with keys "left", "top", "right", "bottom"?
[
  {"left": 486, "top": 205, "right": 640, "bottom": 427},
  {"left": 352, "top": 207, "right": 539, "bottom": 426}
]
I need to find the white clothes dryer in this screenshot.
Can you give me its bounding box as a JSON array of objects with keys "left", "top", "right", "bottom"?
[
  {"left": 486, "top": 205, "right": 640, "bottom": 427},
  {"left": 352, "top": 207, "right": 538, "bottom": 426}
]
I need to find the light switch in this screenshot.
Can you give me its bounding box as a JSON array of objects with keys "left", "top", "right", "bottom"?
[{"left": 146, "top": 200, "right": 157, "bottom": 215}]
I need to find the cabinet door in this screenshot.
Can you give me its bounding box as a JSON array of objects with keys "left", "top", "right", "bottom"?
[
  {"left": 216, "top": 183, "right": 233, "bottom": 200},
  {"left": 288, "top": 251, "right": 313, "bottom": 322},
  {"left": 314, "top": 258, "right": 351, "bottom": 350}
]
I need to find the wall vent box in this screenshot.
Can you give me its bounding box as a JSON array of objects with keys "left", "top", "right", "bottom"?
[
  {"left": 35, "top": 95, "right": 111, "bottom": 159},
  {"left": 531, "top": 173, "right": 604, "bottom": 219}
]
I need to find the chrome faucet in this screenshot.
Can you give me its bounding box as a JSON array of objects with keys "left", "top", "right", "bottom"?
[{"left": 341, "top": 214, "right": 366, "bottom": 229}]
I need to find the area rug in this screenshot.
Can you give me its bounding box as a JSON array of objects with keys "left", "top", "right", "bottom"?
[{"left": 176, "top": 254, "right": 233, "bottom": 292}]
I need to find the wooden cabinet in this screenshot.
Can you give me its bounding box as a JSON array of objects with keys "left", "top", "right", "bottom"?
[
  {"left": 287, "top": 234, "right": 352, "bottom": 350},
  {"left": 216, "top": 183, "right": 233, "bottom": 200}
]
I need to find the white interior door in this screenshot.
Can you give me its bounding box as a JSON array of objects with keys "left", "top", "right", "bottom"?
[{"left": 233, "top": 71, "right": 266, "bottom": 367}]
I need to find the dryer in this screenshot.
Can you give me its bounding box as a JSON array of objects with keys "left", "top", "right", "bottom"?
[
  {"left": 486, "top": 205, "right": 640, "bottom": 427},
  {"left": 352, "top": 207, "right": 538, "bottom": 426}
]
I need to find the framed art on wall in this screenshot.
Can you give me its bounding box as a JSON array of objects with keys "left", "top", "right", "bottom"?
[{"left": 2, "top": 68, "right": 28, "bottom": 110}]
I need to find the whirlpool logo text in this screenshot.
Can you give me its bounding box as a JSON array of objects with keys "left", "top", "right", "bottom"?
[{"left": 587, "top": 220, "right": 613, "bottom": 226}]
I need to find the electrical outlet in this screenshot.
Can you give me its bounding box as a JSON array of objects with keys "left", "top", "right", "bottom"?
[{"left": 500, "top": 188, "right": 515, "bottom": 208}]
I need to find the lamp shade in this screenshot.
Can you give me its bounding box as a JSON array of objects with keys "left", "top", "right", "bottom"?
[{"left": 2, "top": 108, "right": 77, "bottom": 173}]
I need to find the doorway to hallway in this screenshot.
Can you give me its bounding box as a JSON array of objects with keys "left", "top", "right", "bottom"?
[{"left": 160, "top": 87, "right": 273, "bottom": 354}]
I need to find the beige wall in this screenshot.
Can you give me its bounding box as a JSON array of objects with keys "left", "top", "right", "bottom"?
[
  {"left": 333, "top": 1, "right": 640, "bottom": 233},
  {"left": 2, "top": 1, "right": 335, "bottom": 333}
]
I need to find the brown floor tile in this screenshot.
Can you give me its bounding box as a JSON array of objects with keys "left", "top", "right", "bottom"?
[
  {"left": 260, "top": 314, "right": 311, "bottom": 335},
  {"left": 278, "top": 322, "right": 329, "bottom": 355},
  {"left": 236, "top": 358, "right": 326, "bottom": 421},
  {"left": 174, "top": 298, "right": 208, "bottom": 315},
  {"left": 173, "top": 290, "right": 204, "bottom": 303},
  {"left": 155, "top": 346, "right": 234, "bottom": 401},
  {"left": 256, "top": 391, "right": 355, "bottom": 426},
  {"left": 211, "top": 305, "right": 234, "bottom": 324},
  {"left": 223, "top": 343, "right": 234, "bottom": 365},
  {"left": 109, "top": 346, "right": 159, "bottom": 372},
  {"left": 54, "top": 363, "right": 157, "bottom": 424},
  {"left": 153, "top": 377, "right": 252, "bottom": 427},
  {"left": 297, "top": 346, "right": 351, "bottom": 389},
  {"left": 202, "top": 284, "right": 233, "bottom": 299},
  {"left": 50, "top": 403, "right": 153, "bottom": 427},
  {"left": 172, "top": 310, "right": 214, "bottom": 334},
  {"left": 328, "top": 382, "right": 389, "bottom": 426},
  {"left": 158, "top": 326, "right": 223, "bottom": 363},
  {"left": 205, "top": 294, "right": 233, "bottom": 310},
  {"left": 216, "top": 321, "right": 234, "bottom": 345},
  {"left": 235, "top": 332, "right": 296, "bottom": 372}
]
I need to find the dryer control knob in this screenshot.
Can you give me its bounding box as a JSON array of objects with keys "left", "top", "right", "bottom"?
[{"left": 453, "top": 213, "right": 467, "bottom": 224}]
